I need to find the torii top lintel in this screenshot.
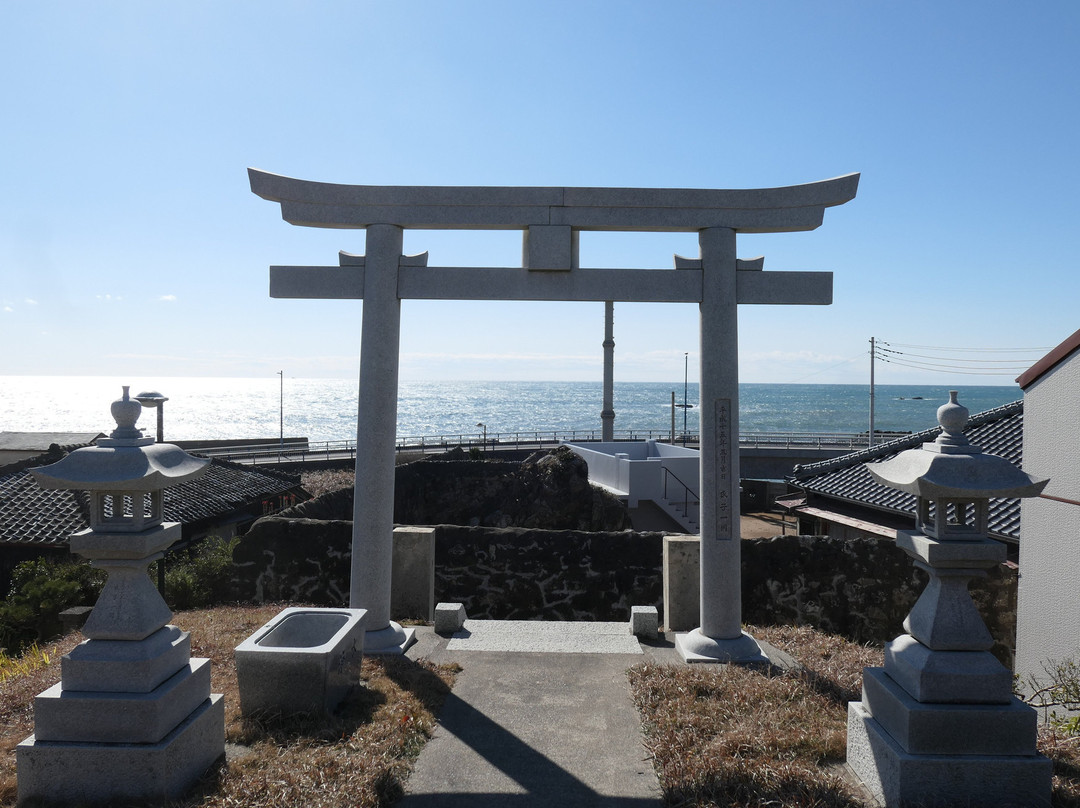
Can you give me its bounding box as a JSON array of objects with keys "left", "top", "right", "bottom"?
[{"left": 248, "top": 169, "right": 860, "bottom": 234}]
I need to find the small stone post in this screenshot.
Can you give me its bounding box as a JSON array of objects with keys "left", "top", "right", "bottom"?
[
  {"left": 17, "top": 387, "right": 224, "bottom": 805},
  {"left": 846, "top": 391, "right": 1051, "bottom": 807}
]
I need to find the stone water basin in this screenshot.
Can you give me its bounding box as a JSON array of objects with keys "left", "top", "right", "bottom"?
[{"left": 234, "top": 607, "right": 368, "bottom": 717}]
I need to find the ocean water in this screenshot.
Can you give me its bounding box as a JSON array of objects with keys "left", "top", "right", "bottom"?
[{"left": 0, "top": 376, "right": 1020, "bottom": 445}]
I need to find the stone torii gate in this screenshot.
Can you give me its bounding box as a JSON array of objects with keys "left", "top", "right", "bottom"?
[{"left": 250, "top": 169, "right": 859, "bottom": 660}]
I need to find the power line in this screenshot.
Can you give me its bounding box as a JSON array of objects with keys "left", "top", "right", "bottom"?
[
  {"left": 879, "top": 346, "right": 1036, "bottom": 364},
  {"left": 884, "top": 341, "right": 1052, "bottom": 353},
  {"left": 871, "top": 339, "right": 1045, "bottom": 377},
  {"left": 877, "top": 357, "right": 1033, "bottom": 375}
]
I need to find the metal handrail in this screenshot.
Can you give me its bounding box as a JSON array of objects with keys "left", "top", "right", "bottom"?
[
  {"left": 662, "top": 466, "right": 700, "bottom": 524},
  {"left": 185, "top": 429, "right": 887, "bottom": 464}
]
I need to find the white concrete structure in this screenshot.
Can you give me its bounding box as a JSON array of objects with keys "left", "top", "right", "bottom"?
[
  {"left": 18, "top": 388, "right": 224, "bottom": 805},
  {"left": 1016, "top": 328, "right": 1080, "bottom": 709},
  {"left": 566, "top": 440, "right": 700, "bottom": 531},
  {"left": 847, "top": 392, "right": 1051, "bottom": 807},
  {"left": 250, "top": 169, "right": 858, "bottom": 661}
]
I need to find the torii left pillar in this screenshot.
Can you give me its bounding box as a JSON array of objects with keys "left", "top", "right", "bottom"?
[{"left": 352, "top": 224, "right": 411, "bottom": 651}]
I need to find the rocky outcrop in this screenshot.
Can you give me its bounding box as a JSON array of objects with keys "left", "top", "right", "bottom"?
[{"left": 290, "top": 446, "right": 631, "bottom": 531}]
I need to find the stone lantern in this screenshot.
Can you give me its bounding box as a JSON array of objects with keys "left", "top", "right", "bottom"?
[
  {"left": 17, "top": 386, "right": 225, "bottom": 805},
  {"left": 846, "top": 391, "right": 1052, "bottom": 807}
]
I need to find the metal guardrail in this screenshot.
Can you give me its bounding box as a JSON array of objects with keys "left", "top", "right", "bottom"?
[
  {"left": 187, "top": 429, "right": 894, "bottom": 464},
  {"left": 738, "top": 431, "right": 909, "bottom": 450}
]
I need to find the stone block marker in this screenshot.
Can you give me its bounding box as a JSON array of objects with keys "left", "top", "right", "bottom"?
[
  {"left": 663, "top": 535, "right": 700, "bottom": 631},
  {"left": 630, "top": 606, "right": 658, "bottom": 640},
  {"left": 435, "top": 602, "right": 467, "bottom": 635},
  {"left": 391, "top": 526, "right": 435, "bottom": 622}
]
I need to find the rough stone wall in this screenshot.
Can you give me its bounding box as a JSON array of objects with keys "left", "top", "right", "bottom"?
[
  {"left": 231, "top": 517, "right": 352, "bottom": 605},
  {"left": 740, "top": 534, "right": 1018, "bottom": 667},
  {"left": 434, "top": 525, "right": 664, "bottom": 621},
  {"left": 229, "top": 521, "right": 1017, "bottom": 662}
]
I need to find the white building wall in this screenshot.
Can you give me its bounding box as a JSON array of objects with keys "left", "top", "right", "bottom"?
[{"left": 1016, "top": 353, "right": 1080, "bottom": 690}]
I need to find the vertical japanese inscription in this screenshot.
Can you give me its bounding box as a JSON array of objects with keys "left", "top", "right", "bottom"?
[{"left": 715, "top": 397, "right": 733, "bottom": 540}]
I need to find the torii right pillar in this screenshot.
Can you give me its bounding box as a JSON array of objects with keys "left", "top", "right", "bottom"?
[{"left": 676, "top": 227, "right": 767, "bottom": 663}]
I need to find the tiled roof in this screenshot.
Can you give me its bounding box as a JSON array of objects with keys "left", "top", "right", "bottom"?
[
  {"left": 0, "top": 447, "right": 303, "bottom": 548},
  {"left": 1016, "top": 326, "right": 1080, "bottom": 389},
  {"left": 0, "top": 432, "right": 105, "bottom": 451},
  {"left": 790, "top": 400, "right": 1025, "bottom": 540}
]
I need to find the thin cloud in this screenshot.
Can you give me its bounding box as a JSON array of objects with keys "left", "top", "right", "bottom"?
[
  {"left": 157, "top": 294, "right": 178, "bottom": 302},
  {"left": 404, "top": 351, "right": 598, "bottom": 364},
  {"left": 744, "top": 349, "right": 850, "bottom": 365},
  {"left": 24, "top": 298, "right": 38, "bottom": 305}
]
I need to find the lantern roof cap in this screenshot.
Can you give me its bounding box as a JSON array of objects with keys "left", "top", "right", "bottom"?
[
  {"left": 29, "top": 386, "right": 208, "bottom": 492},
  {"left": 865, "top": 391, "right": 1047, "bottom": 500}
]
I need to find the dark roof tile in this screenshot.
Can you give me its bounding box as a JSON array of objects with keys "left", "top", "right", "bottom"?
[
  {"left": 0, "top": 450, "right": 303, "bottom": 548},
  {"left": 790, "top": 400, "right": 1025, "bottom": 540}
]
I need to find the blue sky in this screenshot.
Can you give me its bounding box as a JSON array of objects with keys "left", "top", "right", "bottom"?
[{"left": 2, "top": 2, "right": 1076, "bottom": 387}]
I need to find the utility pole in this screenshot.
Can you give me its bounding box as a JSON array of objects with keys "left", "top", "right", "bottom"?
[
  {"left": 278, "top": 370, "right": 284, "bottom": 450},
  {"left": 601, "top": 301, "right": 615, "bottom": 441},
  {"left": 869, "top": 338, "right": 875, "bottom": 448}
]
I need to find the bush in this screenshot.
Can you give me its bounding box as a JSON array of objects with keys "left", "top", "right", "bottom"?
[
  {"left": 1022, "top": 657, "right": 1080, "bottom": 735},
  {"left": 0, "top": 535, "right": 240, "bottom": 653},
  {"left": 154, "top": 534, "right": 240, "bottom": 610},
  {"left": 0, "top": 559, "right": 105, "bottom": 655}
]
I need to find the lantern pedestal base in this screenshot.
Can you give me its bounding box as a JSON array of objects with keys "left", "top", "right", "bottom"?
[
  {"left": 847, "top": 701, "right": 1050, "bottom": 808},
  {"left": 884, "top": 634, "right": 1013, "bottom": 704},
  {"left": 17, "top": 694, "right": 224, "bottom": 806}
]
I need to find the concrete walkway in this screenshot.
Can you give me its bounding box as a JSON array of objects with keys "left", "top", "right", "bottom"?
[{"left": 399, "top": 624, "right": 681, "bottom": 807}]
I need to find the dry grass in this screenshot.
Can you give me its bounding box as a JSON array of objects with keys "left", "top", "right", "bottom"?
[
  {"left": 300, "top": 469, "right": 355, "bottom": 498},
  {"left": 630, "top": 624, "right": 1080, "bottom": 808},
  {"left": 1043, "top": 730, "right": 1080, "bottom": 808},
  {"left": 6, "top": 610, "right": 1080, "bottom": 807},
  {"left": 630, "top": 624, "right": 882, "bottom": 808},
  {"left": 0, "top": 604, "right": 458, "bottom": 808}
]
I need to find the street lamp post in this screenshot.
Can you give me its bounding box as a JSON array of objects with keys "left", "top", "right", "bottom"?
[
  {"left": 476, "top": 422, "right": 486, "bottom": 453},
  {"left": 674, "top": 352, "right": 694, "bottom": 443},
  {"left": 278, "top": 371, "right": 284, "bottom": 450},
  {"left": 134, "top": 391, "right": 168, "bottom": 443}
]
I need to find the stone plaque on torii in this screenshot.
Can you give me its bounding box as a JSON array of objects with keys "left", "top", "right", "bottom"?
[{"left": 250, "top": 169, "right": 859, "bottom": 661}]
